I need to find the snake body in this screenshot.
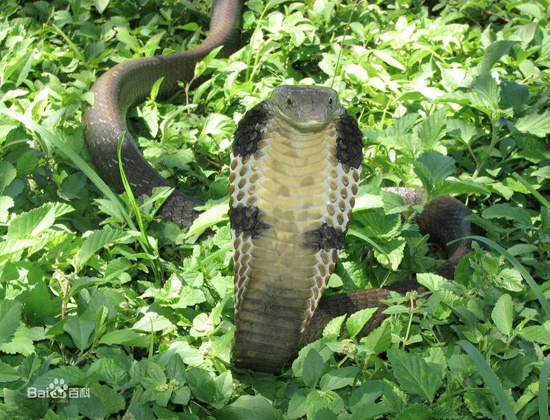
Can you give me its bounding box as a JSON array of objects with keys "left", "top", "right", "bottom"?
[{"left": 83, "top": 0, "right": 473, "bottom": 373}]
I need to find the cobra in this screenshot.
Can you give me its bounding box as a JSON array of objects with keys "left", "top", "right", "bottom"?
[{"left": 83, "top": 0, "right": 473, "bottom": 372}]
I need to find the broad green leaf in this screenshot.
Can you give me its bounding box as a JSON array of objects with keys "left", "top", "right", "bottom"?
[
  {"left": 185, "top": 203, "right": 228, "bottom": 239},
  {"left": 32, "top": 366, "right": 87, "bottom": 390},
  {"left": 287, "top": 392, "right": 307, "bottom": 419},
  {"left": 514, "top": 3, "right": 545, "bottom": 19},
  {"left": 322, "top": 314, "right": 346, "bottom": 339},
  {"left": 387, "top": 348, "right": 443, "bottom": 403},
  {"left": 93, "top": 0, "right": 110, "bottom": 13},
  {"left": 25, "top": 280, "right": 53, "bottom": 323},
  {"left": 416, "top": 107, "right": 447, "bottom": 149},
  {"left": 0, "top": 196, "right": 14, "bottom": 223},
  {"left": 495, "top": 268, "right": 523, "bottom": 292},
  {"left": 0, "top": 300, "right": 21, "bottom": 346},
  {"left": 303, "top": 348, "right": 324, "bottom": 388},
  {"left": 173, "top": 286, "right": 206, "bottom": 308},
  {"left": 0, "top": 162, "right": 16, "bottom": 195},
  {"left": 319, "top": 366, "right": 359, "bottom": 391},
  {"left": 16, "top": 150, "right": 37, "bottom": 176},
  {"left": 372, "top": 50, "right": 406, "bottom": 71},
  {"left": 458, "top": 341, "right": 517, "bottom": 420},
  {"left": 468, "top": 73, "right": 501, "bottom": 115},
  {"left": 149, "top": 77, "right": 164, "bottom": 102},
  {"left": 500, "top": 79, "right": 529, "bottom": 115},
  {"left": 115, "top": 26, "right": 140, "bottom": 52},
  {"left": 483, "top": 203, "right": 532, "bottom": 228},
  {"left": 374, "top": 239, "right": 406, "bottom": 271},
  {"left": 519, "top": 323, "right": 550, "bottom": 345},
  {"left": 214, "top": 395, "right": 278, "bottom": 420},
  {"left": 99, "top": 330, "right": 142, "bottom": 345},
  {"left": 132, "top": 311, "right": 174, "bottom": 332},
  {"left": 79, "top": 227, "right": 133, "bottom": 267},
  {"left": 59, "top": 172, "right": 87, "bottom": 200},
  {"left": 477, "top": 40, "right": 516, "bottom": 74},
  {"left": 416, "top": 152, "right": 456, "bottom": 187},
  {"left": 515, "top": 110, "right": 550, "bottom": 137},
  {"left": 0, "top": 324, "right": 34, "bottom": 356},
  {"left": 0, "top": 362, "right": 21, "bottom": 383},
  {"left": 361, "top": 322, "right": 392, "bottom": 355},
  {"left": 7, "top": 204, "right": 56, "bottom": 239},
  {"left": 492, "top": 294, "right": 513, "bottom": 335},
  {"left": 64, "top": 317, "right": 95, "bottom": 350},
  {"left": 346, "top": 307, "right": 378, "bottom": 339},
  {"left": 447, "top": 118, "right": 479, "bottom": 144}
]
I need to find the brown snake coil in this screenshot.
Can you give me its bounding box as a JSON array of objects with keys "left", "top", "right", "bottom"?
[{"left": 83, "top": 0, "right": 473, "bottom": 373}]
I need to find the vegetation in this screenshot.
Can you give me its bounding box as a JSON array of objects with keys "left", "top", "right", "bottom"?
[{"left": 0, "top": 0, "right": 549, "bottom": 418}]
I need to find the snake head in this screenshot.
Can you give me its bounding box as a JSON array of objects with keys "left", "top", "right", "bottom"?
[{"left": 269, "top": 85, "right": 342, "bottom": 131}]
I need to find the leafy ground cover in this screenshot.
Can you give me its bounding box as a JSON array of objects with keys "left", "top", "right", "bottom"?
[{"left": 0, "top": 0, "right": 549, "bottom": 418}]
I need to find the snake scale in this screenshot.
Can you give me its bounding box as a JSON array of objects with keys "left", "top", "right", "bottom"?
[{"left": 83, "top": 0, "right": 473, "bottom": 372}]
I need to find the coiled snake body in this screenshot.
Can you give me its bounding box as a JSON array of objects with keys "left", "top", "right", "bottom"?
[{"left": 83, "top": 0, "right": 473, "bottom": 372}]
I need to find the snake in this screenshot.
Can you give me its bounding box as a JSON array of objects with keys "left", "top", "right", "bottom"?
[{"left": 83, "top": 0, "right": 473, "bottom": 373}]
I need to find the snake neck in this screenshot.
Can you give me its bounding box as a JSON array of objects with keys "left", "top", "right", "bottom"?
[{"left": 230, "top": 103, "right": 363, "bottom": 372}]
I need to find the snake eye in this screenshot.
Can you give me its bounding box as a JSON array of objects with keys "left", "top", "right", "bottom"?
[
  {"left": 328, "top": 97, "right": 333, "bottom": 105},
  {"left": 286, "top": 97, "right": 292, "bottom": 106}
]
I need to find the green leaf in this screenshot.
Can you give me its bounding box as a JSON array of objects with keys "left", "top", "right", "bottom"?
[
  {"left": 25, "top": 280, "right": 53, "bottom": 323},
  {"left": 482, "top": 203, "right": 532, "bottom": 228},
  {"left": 500, "top": 79, "right": 529, "bottom": 115},
  {"left": 387, "top": 348, "right": 443, "bottom": 403},
  {"left": 372, "top": 50, "right": 406, "bottom": 71},
  {"left": 361, "top": 322, "right": 392, "bottom": 355},
  {"left": 492, "top": 294, "right": 513, "bottom": 336},
  {"left": 59, "top": 172, "right": 87, "bottom": 200},
  {"left": 16, "top": 150, "right": 37, "bottom": 176},
  {"left": 515, "top": 110, "right": 550, "bottom": 137},
  {"left": 466, "top": 236, "right": 550, "bottom": 320},
  {"left": 415, "top": 152, "right": 455, "bottom": 188},
  {"left": 477, "top": 40, "right": 516, "bottom": 74},
  {"left": 415, "top": 107, "right": 447, "bottom": 148},
  {"left": 495, "top": 268, "right": 523, "bottom": 292},
  {"left": 457, "top": 341, "right": 517, "bottom": 420},
  {"left": 187, "top": 368, "right": 218, "bottom": 407},
  {"left": 214, "top": 395, "right": 278, "bottom": 420},
  {"left": 322, "top": 314, "right": 346, "bottom": 339},
  {"left": 79, "top": 227, "right": 133, "bottom": 267},
  {"left": 99, "top": 330, "right": 142, "bottom": 345},
  {"left": 0, "top": 362, "right": 21, "bottom": 383},
  {"left": 447, "top": 118, "right": 479, "bottom": 145},
  {"left": 173, "top": 286, "right": 206, "bottom": 308},
  {"left": 115, "top": 26, "right": 140, "bottom": 52},
  {"left": 468, "top": 73, "right": 501, "bottom": 115},
  {"left": 303, "top": 349, "right": 324, "bottom": 388},
  {"left": 185, "top": 203, "right": 228, "bottom": 239},
  {"left": 149, "top": 77, "right": 164, "bottom": 102},
  {"left": 93, "top": 0, "right": 110, "bottom": 13},
  {"left": 519, "top": 323, "right": 550, "bottom": 345},
  {"left": 7, "top": 204, "right": 56, "bottom": 239},
  {"left": 346, "top": 307, "right": 378, "bottom": 339},
  {"left": 0, "top": 300, "right": 21, "bottom": 346},
  {"left": 0, "top": 324, "right": 34, "bottom": 356},
  {"left": 0, "top": 162, "right": 17, "bottom": 195},
  {"left": 287, "top": 392, "right": 308, "bottom": 419},
  {"left": 319, "top": 366, "right": 359, "bottom": 391},
  {"left": 0, "top": 196, "right": 14, "bottom": 223},
  {"left": 64, "top": 317, "right": 95, "bottom": 350}
]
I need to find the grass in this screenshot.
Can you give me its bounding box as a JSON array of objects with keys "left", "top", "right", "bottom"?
[{"left": 0, "top": 0, "right": 549, "bottom": 418}]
